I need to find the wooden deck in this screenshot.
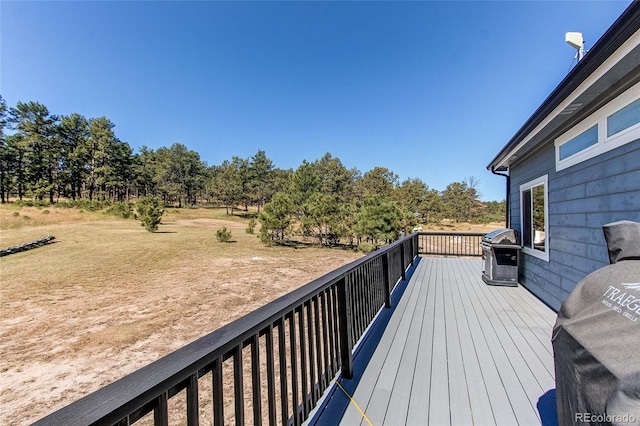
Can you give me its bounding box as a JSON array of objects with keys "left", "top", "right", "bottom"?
[{"left": 311, "top": 256, "right": 558, "bottom": 426}]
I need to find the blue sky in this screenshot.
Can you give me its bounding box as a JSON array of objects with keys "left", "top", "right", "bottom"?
[{"left": 1, "top": 0, "right": 632, "bottom": 201}]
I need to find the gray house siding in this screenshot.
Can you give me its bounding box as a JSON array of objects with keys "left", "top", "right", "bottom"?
[{"left": 509, "top": 137, "right": 640, "bottom": 311}]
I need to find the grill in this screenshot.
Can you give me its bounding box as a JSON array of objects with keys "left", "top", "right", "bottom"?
[{"left": 481, "top": 228, "right": 520, "bottom": 286}]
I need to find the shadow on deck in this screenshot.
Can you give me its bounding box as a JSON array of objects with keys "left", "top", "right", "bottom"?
[{"left": 309, "top": 257, "right": 558, "bottom": 426}]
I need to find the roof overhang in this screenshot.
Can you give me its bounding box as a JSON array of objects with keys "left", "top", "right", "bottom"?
[{"left": 488, "top": 1, "right": 640, "bottom": 172}]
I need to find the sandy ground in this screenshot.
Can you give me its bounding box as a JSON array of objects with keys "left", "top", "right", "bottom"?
[{"left": 0, "top": 213, "right": 362, "bottom": 425}]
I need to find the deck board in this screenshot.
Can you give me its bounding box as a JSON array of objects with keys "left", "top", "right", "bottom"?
[
  {"left": 405, "top": 258, "right": 436, "bottom": 425},
  {"left": 331, "top": 256, "right": 557, "bottom": 426}
]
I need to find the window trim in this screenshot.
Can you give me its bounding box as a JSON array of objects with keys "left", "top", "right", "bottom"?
[
  {"left": 520, "top": 174, "right": 549, "bottom": 262},
  {"left": 555, "top": 82, "right": 640, "bottom": 171}
]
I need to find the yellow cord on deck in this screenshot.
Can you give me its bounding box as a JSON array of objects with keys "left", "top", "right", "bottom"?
[{"left": 335, "top": 380, "right": 374, "bottom": 426}]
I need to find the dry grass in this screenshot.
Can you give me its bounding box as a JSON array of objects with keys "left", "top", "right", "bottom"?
[
  {"left": 0, "top": 205, "right": 362, "bottom": 425},
  {"left": 0, "top": 204, "right": 502, "bottom": 425}
]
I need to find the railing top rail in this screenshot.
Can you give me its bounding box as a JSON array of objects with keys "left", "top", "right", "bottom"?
[
  {"left": 34, "top": 233, "right": 418, "bottom": 426},
  {"left": 418, "top": 231, "right": 486, "bottom": 237}
]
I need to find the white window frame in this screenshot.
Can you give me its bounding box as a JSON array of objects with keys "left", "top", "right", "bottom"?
[
  {"left": 555, "top": 82, "right": 640, "bottom": 171},
  {"left": 520, "top": 174, "right": 549, "bottom": 262}
]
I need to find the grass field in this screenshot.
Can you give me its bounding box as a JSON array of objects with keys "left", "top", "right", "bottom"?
[
  {"left": 0, "top": 205, "right": 365, "bottom": 425},
  {"left": 0, "top": 204, "right": 501, "bottom": 424}
]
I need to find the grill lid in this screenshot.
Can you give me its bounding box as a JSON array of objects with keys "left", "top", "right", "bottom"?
[{"left": 483, "top": 228, "right": 519, "bottom": 245}]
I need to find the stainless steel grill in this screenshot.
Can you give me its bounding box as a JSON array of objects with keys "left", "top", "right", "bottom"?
[
  {"left": 481, "top": 229, "right": 520, "bottom": 286},
  {"left": 481, "top": 228, "right": 519, "bottom": 246}
]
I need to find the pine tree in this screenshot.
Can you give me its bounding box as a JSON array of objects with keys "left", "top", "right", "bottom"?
[
  {"left": 7, "top": 101, "right": 60, "bottom": 202},
  {"left": 135, "top": 196, "right": 164, "bottom": 232},
  {"left": 301, "top": 192, "right": 340, "bottom": 245},
  {"left": 258, "top": 192, "right": 294, "bottom": 244},
  {"left": 58, "top": 113, "right": 90, "bottom": 200},
  {"left": 249, "top": 149, "right": 274, "bottom": 212}
]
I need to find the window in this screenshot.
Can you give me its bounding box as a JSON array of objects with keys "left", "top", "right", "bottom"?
[
  {"left": 558, "top": 125, "right": 598, "bottom": 160},
  {"left": 607, "top": 98, "right": 640, "bottom": 137},
  {"left": 520, "top": 175, "right": 549, "bottom": 261},
  {"left": 555, "top": 82, "right": 640, "bottom": 171}
]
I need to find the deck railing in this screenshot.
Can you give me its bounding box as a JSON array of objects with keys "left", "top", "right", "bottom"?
[
  {"left": 34, "top": 234, "right": 419, "bottom": 426},
  {"left": 417, "top": 231, "right": 484, "bottom": 257}
]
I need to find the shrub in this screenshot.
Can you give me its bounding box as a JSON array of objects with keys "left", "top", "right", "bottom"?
[
  {"left": 105, "top": 202, "right": 134, "bottom": 219},
  {"left": 357, "top": 241, "right": 377, "bottom": 254},
  {"left": 216, "top": 227, "right": 232, "bottom": 243},
  {"left": 12, "top": 212, "right": 19, "bottom": 217},
  {"left": 246, "top": 218, "right": 256, "bottom": 234},
  {"left": 135, "top": 196, "right": 164, "bottom": 233},
  {"left": 42, "top": 210, "right": 50, "bottom": 215}
]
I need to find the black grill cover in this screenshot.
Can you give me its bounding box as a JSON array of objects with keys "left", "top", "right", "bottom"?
[{"left": 553, "top": 221, "right": 640, "bottom": 425}]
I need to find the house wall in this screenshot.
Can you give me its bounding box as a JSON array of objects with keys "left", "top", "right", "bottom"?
[{"left": 509, "top": 138, "right": 640, "bottom": 311}]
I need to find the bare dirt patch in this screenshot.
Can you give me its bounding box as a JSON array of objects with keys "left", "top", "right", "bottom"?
[{"left": 0, "top": 208, "right": 362, "bottom": 425}]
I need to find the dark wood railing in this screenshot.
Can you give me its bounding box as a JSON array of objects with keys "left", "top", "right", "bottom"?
[
  {"left": 418, "top": 231, "right": 484, "bottom": 257},
  {"left": 34, "top": 234, "right": 419, "bottom": 426}
]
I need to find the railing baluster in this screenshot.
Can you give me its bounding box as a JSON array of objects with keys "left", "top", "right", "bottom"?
[
  {"left": 297, "top": 306, "right": 309, "bottom": 415},
  {"left": 277, "top": 318, "right": 289, "bottom": 425},
  {"left": 329, "top": 285, "right": 341, "bottom": 375},
  {"left": 325, "top": 288, "right": 337, "bottom": 376},
  {"left": 154, "top": 392, "right": 168, "bottom": 426},
  {"left": 313, "top": 296, "right": 324, "bottom": 391},
  {"left": 233, "top": 346, "right": 244, "bottom": 426},
  {"left": 265, "top": 325, "right": 277, "bottom": 426},
  {"left": 350, "top": 272, "right": 359, "bottom": 340},
  {"left": 320, "top": 291, "right": 330, "bottom": 390},
  {"left": 186, "top": 374, "right": 199, "bottom": 426},
  {"left": 356, "top": 269, "right": 363, "bottom": 338},
  {"left": 288, "top": 312, "right": 300, "bottom": 425},
  {"left": 250, "top": 334, "right": 262, "bottom": 426},
  {"left": 371, "top": 262, "right": 378, "bottom": 318},
  {"left": 368, "top": 263, "right": 373, "bottom": 326},
  {"left": 360, "top": 266, "right": 366, "bottom": 328},
  {"left": 212, "top": 358, "right": 224, "bottom": 426},
  {"left": 306, "top": 301, "right": 317, "bottom": 405}
]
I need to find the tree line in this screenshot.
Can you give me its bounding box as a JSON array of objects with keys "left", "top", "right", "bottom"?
[{"left": 0, "top": 97, "right": 504, "bottom": 245}]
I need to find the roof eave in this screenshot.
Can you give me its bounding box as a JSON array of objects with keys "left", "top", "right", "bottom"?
[{"left": 487, "top": 1, "right": 640, "bottom": 172}]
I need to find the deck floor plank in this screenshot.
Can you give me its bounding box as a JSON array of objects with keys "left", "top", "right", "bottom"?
[
  {"left": 405, "top": 257, "right": 437, "bottom": 425},
  {"left": 443, "top": 259, "right": 474, "bottom": 426},
  {"left": 327, "top": 256, "right": 556, "bottom": 426},
  {"left": 460, "top": 260, "right": 556, "bottom": 388},
  {"left": 428, "top": 259, "right": 451, "bottom": 425},
  {"left": 455, "top": 257, "right": 529, "bottom": 424},
  {"left": 449, "top": 258, "right": 500, "bottom": 425},
  {"left": 462, "top": 262, "right": 543, "bottom": 424},
  {"left": 382, "top": 259, "right": 432, "bottom": 426}
]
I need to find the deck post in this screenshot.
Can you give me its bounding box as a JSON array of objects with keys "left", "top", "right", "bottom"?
[
  {"left": 382, "top": 252, "right": 392, "bottom": 308},
  {"left": 337, "top": 276, "right": 354, "bottom": 379}
]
